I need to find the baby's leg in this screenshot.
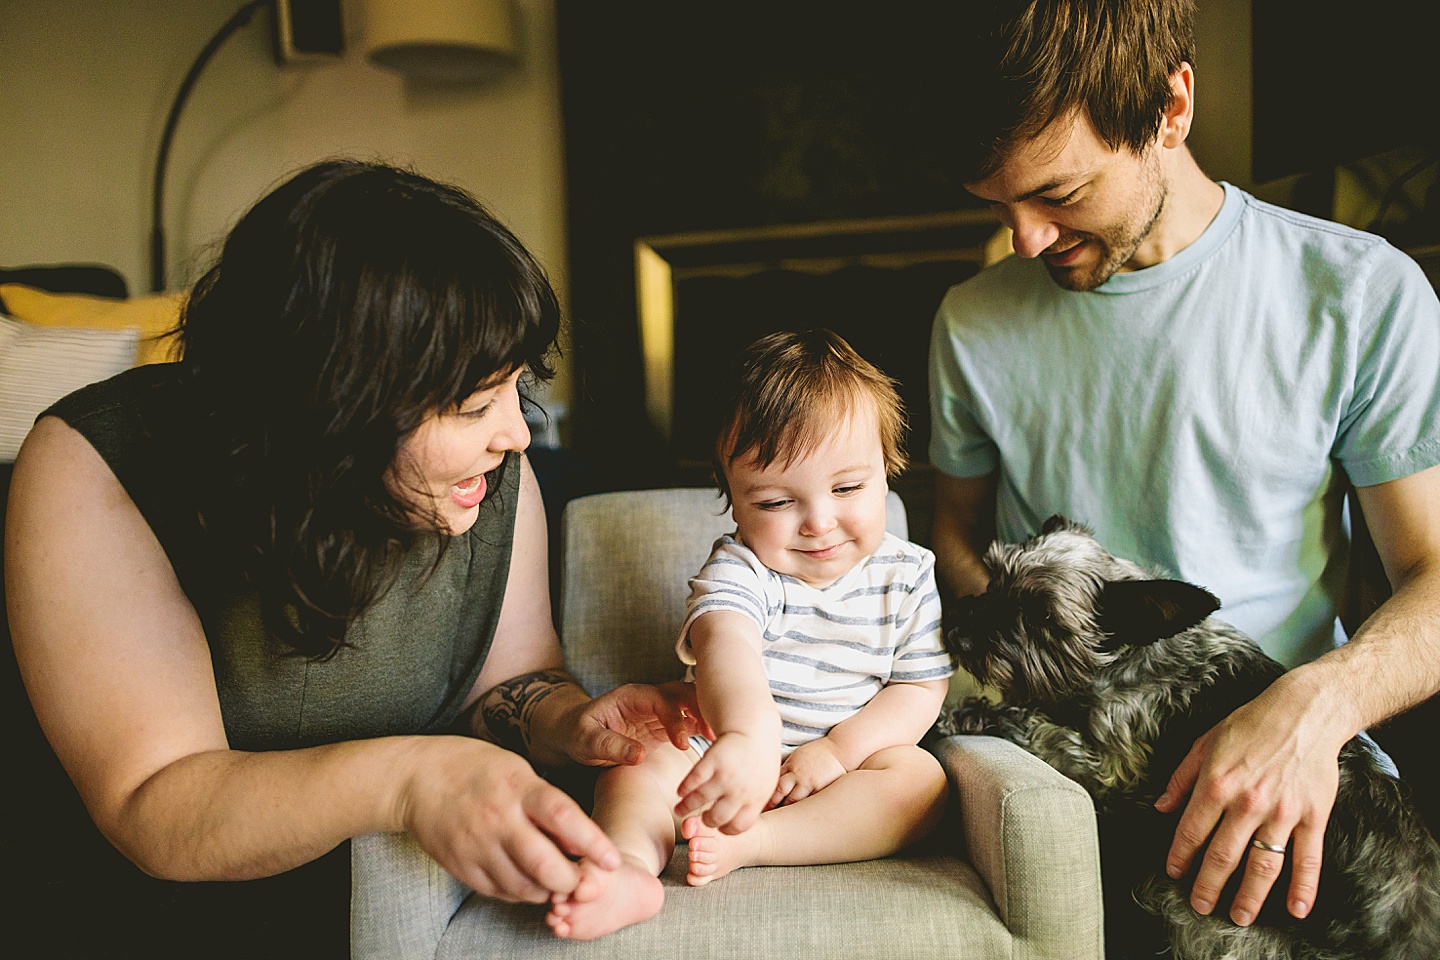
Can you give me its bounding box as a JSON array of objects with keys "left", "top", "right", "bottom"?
[
  {"left": 685, "top": 744, "right": 947, "bottom": 886},
  {"left": 546, "top": 741, "right": 696, "bottom": 940}
]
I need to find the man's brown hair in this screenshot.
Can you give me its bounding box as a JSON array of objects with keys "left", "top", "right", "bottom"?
[
  {"left": 952, "top": 0, "right": 1197, "bottom": 182},
  {"left": 712, "top": 329, "right": 908, "bottom": 506}
]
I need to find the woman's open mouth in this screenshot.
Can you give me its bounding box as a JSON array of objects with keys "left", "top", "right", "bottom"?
[{"left": 451, "top": 473, "right": 488, "bottom": 509}]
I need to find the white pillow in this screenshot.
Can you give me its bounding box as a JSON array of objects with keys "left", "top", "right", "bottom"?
[{"left": 0, "top": 314, "right": 139, "bottom": 461}]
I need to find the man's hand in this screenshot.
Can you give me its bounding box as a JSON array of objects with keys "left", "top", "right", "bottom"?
[
  {"left": 770, "top": 738, "right": 848, "bottom": 808},
  {"left": 564, "top": 680, "right": 711, "bottom": 768},
  {"left": 674, "top": 731, "right": 779, "bottom": 834},
  {"left": 1155, "top": 677, "right": 1346, "bottom": 925}
]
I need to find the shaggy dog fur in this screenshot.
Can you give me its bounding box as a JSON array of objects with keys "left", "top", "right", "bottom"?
[{"left": 935, "top": 516, "right": 1440, "bottom": 960}]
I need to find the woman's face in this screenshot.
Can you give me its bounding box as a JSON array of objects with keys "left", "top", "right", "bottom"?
[{"left": 389, "top": 367, "right": 531, "bottom": 535}]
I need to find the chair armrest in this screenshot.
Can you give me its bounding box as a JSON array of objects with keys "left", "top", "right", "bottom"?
[
  {"left": 347, "top": 742, "right": 1102, "bottom": 959},
  {"left": 931, "top": 734, "right": 1104, "bottom": 960},
  {"left": 350, "top": 832, "right": 468, "bottom": 960}
]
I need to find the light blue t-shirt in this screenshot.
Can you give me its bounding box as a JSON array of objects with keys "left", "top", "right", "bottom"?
[{"left": 929, "top": 182, "right": 1440, "bottom": 668}]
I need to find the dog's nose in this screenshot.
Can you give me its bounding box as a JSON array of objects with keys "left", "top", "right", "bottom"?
[{"left": 944, "top": 594, "right": 982, "bottom": 645}]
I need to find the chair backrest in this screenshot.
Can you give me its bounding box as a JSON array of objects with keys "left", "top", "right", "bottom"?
[{"left": 558, "top": 487, "right": 908, "bottom": 696}]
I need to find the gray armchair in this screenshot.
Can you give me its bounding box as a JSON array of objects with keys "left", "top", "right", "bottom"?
[{"left": 351, "top": 488, "right": 1104, "bottom": 959}]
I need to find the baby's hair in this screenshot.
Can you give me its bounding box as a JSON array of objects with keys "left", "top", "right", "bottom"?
[{"left": 713, "top": 329, "right": 908, "bottom": 505}]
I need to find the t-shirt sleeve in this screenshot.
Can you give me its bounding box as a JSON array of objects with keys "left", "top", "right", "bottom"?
[
  {"left": 928, "top": 286, "right": 1001, "bottom": 478},
  {"left": 888, "top": 546, "right": 954, "bottom": 683},
  {"left": 1334, "top": 246, "right": 1440, "bottom": 486},
  {"left": 676, "top": 536, "right": 771, "bottom": 666}
]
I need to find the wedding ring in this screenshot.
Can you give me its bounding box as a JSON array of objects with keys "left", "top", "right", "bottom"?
[{"left": 1250, "top": 838, "right": 1287, "bottom": 854}]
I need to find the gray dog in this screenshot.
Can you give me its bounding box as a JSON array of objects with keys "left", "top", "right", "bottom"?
[{"left": 935, "top": 516, "right": 1440, "bottom": 960}]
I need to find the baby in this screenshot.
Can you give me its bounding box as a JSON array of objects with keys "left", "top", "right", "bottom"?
[{"left": 547, "top": 329, "right": 954, "bottom": 940}]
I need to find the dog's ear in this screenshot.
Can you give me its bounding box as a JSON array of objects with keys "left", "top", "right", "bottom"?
[
  {"left": 1096, "top": 579, "right": 1221, "bottom": 649},
  {"left": 1040, "top": 514, "right": 1073, "bottom": 535},
  {"left": 1039, "top": 514, "right": 1095, "bottom": 538}
]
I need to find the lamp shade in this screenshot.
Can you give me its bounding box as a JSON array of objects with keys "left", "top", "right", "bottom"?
[{"left": 361, "top": 0, "right": 517, "bottom": 81}]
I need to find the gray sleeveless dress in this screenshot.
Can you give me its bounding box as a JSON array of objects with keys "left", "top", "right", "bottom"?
[
  {"left": 46, "top": 363, "right": 519, "bottom": 747},
  {"left": 35, "top": 364, "right": 522, "bottom": 958}
]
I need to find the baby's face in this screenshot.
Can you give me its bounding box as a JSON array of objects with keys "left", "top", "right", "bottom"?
[{"left": 726, "top": 408, "right": 890, "bottom": 588}]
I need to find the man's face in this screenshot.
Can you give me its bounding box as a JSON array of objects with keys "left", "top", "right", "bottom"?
[{"left": 965, "top": 111, "right": 1168, "bottom": 292}]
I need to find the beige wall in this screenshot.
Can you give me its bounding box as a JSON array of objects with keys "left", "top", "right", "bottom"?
[
  {"left": 1186, "top": 0, "right": 1433, "bottom": 230},
  {"left": 2, "top": 0, "right": 1422, "bottom": 417},
  {"left": 1191, "top": 0, "right": 1261, "bottom": 194},
  {"left": 0, "top": 0, "right": 1287, "bottom": 288},
  {"left": 0, "top": 0, "right": 572, "bottom": 403}
]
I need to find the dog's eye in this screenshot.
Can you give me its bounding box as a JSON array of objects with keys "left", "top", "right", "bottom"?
[{"left": 1019, "top": 596, "right": 1057, "bottom": 631}]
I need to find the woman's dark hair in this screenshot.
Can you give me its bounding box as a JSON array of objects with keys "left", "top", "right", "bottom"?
[
  {"left": 179, "top": 159, "right": 560, "bottom": 657},
  {"left": 948, "top": 0, "right": 1197, "bottom": 182}
]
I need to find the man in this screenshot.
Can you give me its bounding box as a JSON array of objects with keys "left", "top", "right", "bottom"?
[{"left": 927, "top": 0, "right": 1440, "bottom": 945}]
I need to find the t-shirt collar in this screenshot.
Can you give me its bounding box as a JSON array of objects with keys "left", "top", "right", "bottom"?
[{"left": 1093, "top": 181, "right": 1244, "bottom": 295}]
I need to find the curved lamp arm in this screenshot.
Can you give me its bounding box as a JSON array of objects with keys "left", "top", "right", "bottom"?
[{"left": 150, "top": 0, "right": 271, "bottom": 293}]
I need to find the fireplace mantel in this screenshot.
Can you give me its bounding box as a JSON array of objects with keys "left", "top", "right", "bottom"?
[
  {"left": 634, "top": 210, "right": 1004, "bottom": 445},
  {"left": 557, "top": 1, "right": 997, "bottom": 491}
]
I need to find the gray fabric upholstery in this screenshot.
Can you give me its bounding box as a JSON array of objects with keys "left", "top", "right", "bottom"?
[
  {"left": 558, "top": 487, "right": 908, "bottom": 693},
  {"left": 351, "top": 488, "right": 1104, "bottom": 959},
  {"left": 438, "top": 836, "right": 1008, "bottom": 960},
  {"left": 351, "top": 832, "right": 468, "bottom": 960},
  {"left": 935, "top": 735, "right": 1104, "bottom": 955}
]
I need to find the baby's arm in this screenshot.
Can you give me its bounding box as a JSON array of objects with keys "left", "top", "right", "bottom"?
[
  {"left": 674, "top": 610, "right": 781, "bottom": 834},
  {"left": 824, "top": 679, "right": 950, "bottom": 765},
  {"left": 774, "top": 680, "right": 949, "bottom": 806}
]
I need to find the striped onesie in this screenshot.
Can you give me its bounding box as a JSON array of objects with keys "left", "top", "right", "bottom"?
[{"left": 677, "top": 531, "right": 953, "bottom": 754}]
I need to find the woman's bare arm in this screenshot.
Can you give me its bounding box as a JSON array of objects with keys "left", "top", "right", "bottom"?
[
  {"left": 465, "top": 456, "right": 701, "bottom": 767},
  {"left": 6, "top": 419, "right": 614, "bottom": 900}
]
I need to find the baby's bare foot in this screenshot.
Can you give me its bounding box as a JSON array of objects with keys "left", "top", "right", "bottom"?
[
  {"left": 682, "top": 815, "right": 765, "bottom": 886},
  {"left": 546, "top": 856, "right": 663, "bottom": 941}
]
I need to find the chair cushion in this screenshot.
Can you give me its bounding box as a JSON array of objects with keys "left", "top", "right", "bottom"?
[
  {"left": 0, "top": 283, "right": 184, "bottom": 366},
  {"left": 437, "top": 840, "right": 1009, "bottom": 959},
  {"left": 0, "top": 314, "right": 139, "bottom": 461},
  {"left": 558, "top": 488, "right": 910, "bottom": 695}
]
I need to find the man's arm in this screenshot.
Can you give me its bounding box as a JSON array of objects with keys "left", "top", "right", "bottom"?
[
  {"left": 1158, "top": 463, "right": 1440, "bottom": 926},
  {"left": 932, "top": 469, "right": 999, "bottom": 598}
]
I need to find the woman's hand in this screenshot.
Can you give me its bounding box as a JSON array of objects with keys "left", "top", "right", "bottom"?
[
  {"left": 399, "top": 736, "right": 620, "bottom": 903},
  {"left": 563, "top": 680, "right": 711, "bottom": 767},
  {"left": 770, "top": 738, "right": 848, "bottom": 808}
]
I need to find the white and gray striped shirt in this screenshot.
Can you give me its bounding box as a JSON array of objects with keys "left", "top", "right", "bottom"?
[{"left": 678, "top": 532, "right": 952, "bottom": 752}]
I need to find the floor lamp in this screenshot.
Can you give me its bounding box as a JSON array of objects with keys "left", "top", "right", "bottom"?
[
  {"left": 150, "top": 0, "right": 270, "bottom": 293},
  {"left": 150, "top": 0, "right": 518, "bottom": 292}
]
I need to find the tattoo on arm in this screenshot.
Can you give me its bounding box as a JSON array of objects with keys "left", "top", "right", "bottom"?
[{"left": 478, "top": 669, "right": 574, "bottom": 755}]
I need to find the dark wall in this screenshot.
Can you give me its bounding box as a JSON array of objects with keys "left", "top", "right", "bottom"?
[
  {"left": 670, "top": 260, "right": 979, "bottom": 470},
  {"left": 555, "top": 1, "right": 987, "bottom": 491}
]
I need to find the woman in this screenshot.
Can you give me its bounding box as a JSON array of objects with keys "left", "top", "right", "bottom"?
[{"left": 6, "top": 160, "right": 698, "bottom": 952}]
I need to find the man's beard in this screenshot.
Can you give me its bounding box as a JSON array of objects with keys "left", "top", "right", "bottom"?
[{"left": 1045, "top": 167, "right": 1168, "bottom": 292}]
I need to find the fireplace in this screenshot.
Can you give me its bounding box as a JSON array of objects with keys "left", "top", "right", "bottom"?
[
  {"left": 634, "top": 210, "right": 1005, "bottom": 474},
  {"left": 554, "top": 1, "right": 997, "bottom": 502}
]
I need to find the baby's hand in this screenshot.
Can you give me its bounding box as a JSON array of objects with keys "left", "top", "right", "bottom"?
[
  {"left": 674, "top": 731, "right": 778, "bottom": 834},
  {"left": 770, "top": 738, "right": 847, "bottom": 808}
]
